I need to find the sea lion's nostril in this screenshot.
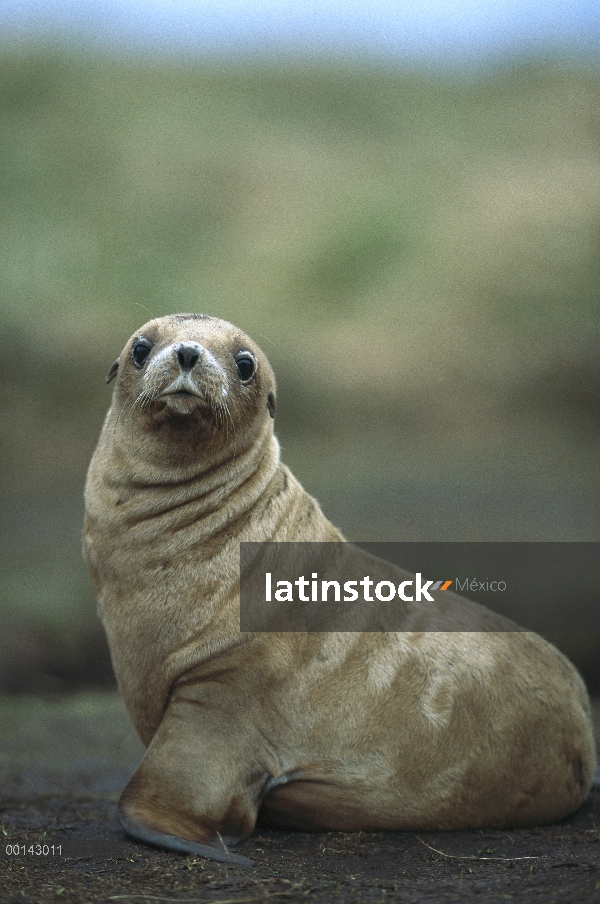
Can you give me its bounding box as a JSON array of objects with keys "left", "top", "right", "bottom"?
[{"left": 177, "top": 345, "right": 201, "bottom": 372}]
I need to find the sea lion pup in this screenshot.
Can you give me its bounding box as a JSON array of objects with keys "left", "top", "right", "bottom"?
[{"left": 83, "top": 314, "right": 595, "bottom": 867}]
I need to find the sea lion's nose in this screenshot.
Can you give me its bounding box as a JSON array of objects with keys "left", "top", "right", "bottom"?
[{"left": 176, "top": 344, "right": 202, "bottom": 372}]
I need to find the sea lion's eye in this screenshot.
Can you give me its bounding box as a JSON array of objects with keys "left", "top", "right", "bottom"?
[
  {"left": 235, "top": 355, "right": 255, "bottom": 383},
  {"left": 132, "top": 340, "right": 152, "bottom": 368}
]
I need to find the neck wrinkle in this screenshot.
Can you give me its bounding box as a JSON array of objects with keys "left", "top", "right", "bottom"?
[{"left": 104, "top": 420, "right": 280, "bottom": 528}]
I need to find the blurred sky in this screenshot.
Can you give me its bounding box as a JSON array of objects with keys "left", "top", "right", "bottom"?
[{"left": 1, "top": 0, "right": 599, "bottom": 62}]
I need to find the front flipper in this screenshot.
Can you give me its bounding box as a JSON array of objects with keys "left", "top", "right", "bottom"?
[
  {"left": 118, "top": 810, "right": 254, "bottom": 866},
  {"left": 118, "top": 687, "right": 274, "bottom": 867}
]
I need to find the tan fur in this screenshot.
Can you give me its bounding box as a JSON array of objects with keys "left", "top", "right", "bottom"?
[{"left": 83, "top": 314, "right": 595, "bottom": 865}]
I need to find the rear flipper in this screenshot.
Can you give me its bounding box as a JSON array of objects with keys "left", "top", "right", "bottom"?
[{"left": 118, "top": 687, "right": 274, "bottom": 867}]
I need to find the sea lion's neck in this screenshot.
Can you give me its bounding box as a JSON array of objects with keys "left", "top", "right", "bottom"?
[{"left": 89, "top": 413, "right": 280, "bottom": 530}]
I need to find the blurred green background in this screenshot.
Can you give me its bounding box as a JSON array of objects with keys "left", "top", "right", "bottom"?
[{"left": 1, "top": 44, "right": 599, "bottom": 692}]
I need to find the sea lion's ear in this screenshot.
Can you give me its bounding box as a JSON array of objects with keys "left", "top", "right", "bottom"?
[
  {"left": 267, "top": 391, "right": 276, "bottom": 419},
  {"left": 106, "top": 359, "right": 119, "bottom": 384}
]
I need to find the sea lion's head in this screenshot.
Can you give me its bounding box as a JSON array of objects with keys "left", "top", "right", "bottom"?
[{"left": 106, "top": 314, "right": 276, "bottom": 469}]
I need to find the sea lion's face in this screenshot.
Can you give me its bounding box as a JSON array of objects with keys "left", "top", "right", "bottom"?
[{"left": 107, "top": 314, "right": 276, "bottom": 464}]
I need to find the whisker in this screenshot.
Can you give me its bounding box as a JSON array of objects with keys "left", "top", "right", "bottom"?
[{"left": 133, "top": 302, "right": 157, "bottom": 320}]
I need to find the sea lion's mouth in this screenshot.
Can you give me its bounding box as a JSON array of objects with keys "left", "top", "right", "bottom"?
[
  {"left": 155, "top": 385, "right": 218, "bottom": 419},
  {"left": 159, "top": 389, "right": 203, "bottom": 409},
  {"left": 145, "top": 367, "right": 226, "bottom": 423},
  {"left": 158, "top": 386, "right": 204, "bottom": 402}
]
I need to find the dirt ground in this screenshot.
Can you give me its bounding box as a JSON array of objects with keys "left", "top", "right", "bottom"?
[{"left": 1, "top": 692, "right": 599, "bottom": 904}]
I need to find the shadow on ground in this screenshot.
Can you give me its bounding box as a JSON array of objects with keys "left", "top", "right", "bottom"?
[{"left": 0, "top": 692, "right": 599, "bottom": 903}]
